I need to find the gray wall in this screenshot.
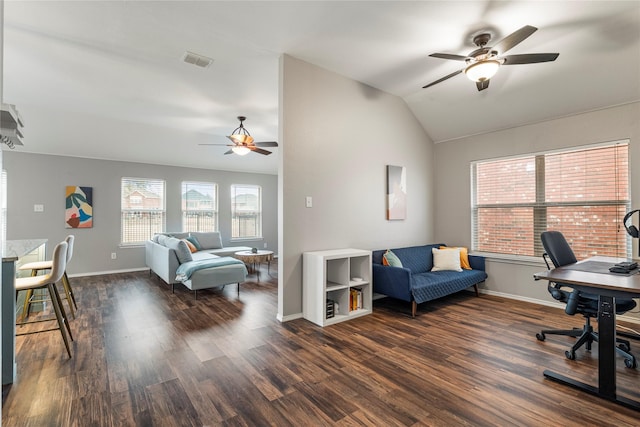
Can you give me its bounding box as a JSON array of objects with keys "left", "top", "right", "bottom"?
[
  {"left": 4, "top": 151, "right": 278, "bottom": 276},
  {"left": 432, "top": 102, "right": 640, "bottom": 318},
  {"left": 278, "top": 55, "right": 435, "bottom": 320}
]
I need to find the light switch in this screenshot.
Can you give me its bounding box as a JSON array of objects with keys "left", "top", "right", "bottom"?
[
  {"left": 34, "top": 204, "right": 44, "bottom": 212},
  {"left": 305, "top": 196, "right": 313, "bottom": 208}
]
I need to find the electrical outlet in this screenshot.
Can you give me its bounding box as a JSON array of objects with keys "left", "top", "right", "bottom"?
[
  {"left": 264, "top": 243, "right": 268, "bottom": 248},
  {"left": 111, "top": 252, "right": 117, "bottom": 260}
]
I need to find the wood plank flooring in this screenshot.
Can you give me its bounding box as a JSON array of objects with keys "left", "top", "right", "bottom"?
[{"left": 3, "top": 260, "right": 640, "bottom": 426}]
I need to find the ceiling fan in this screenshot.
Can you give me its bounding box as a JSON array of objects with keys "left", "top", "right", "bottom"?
[
  {"left": 199, "top": 116, "right": 278, "bottom": 156},
  {"left": 422, "top": 25, "right": 559, "bottom": 91}
]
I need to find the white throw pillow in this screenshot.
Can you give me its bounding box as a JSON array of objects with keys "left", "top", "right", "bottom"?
[{"left": 431, "top": 247, "right": 462, "bottom": 272}]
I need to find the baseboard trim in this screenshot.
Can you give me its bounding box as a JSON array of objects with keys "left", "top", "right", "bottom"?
[
  {"left": 478, "top": 288, "right": 640, "bottom": 326},
  {"left": 277, "top": 312, "right": 303, "bottom": 323},
  {"left": 68, "top": 267, "right": 149, "bottom": 278}
]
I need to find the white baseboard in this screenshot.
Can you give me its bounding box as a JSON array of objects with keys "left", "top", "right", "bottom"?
[
  {"left": 68, "top": 267, "right": 149, "bottom": 278},
  {"left": 277, "top": 312, "right": 303, "bottom": 323},
  {"left": 478, "top": 288, "right": 640, "bottom": 326}
]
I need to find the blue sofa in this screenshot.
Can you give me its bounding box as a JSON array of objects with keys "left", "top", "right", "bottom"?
[{"left": 372, "top": 244, "right": 487, "bottom": 316}]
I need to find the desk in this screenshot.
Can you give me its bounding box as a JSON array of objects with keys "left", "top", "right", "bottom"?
[
  {"left": 534, "top": 255, "right": 640, "bottom": 411},
  {"left": 2, "top": 239, "right": 47, "bottom": 385}
]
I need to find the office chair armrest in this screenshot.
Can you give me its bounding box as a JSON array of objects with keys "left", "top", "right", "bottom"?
[
  {"left": 565, "top": 290, "right": 579, "bottom": 315},
  {"left": 542, "top": 253, "right": 552, "bottom": 270}
]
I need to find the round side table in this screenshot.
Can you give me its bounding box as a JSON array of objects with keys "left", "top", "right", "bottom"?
[{"left": 234, "top": 250, "right": 274, "bottom": 282}]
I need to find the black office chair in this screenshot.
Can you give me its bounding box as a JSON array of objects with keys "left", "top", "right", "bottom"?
[{"left": 537, "top": 230, "right": 637, "bottom": 368}]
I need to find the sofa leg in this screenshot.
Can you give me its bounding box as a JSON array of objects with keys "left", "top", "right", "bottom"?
[
  {"left": 172, "top": 283, "right": 175, "bottom": 294},
  {"left": 474, "top": 284, "right": 479, "bottom": 297},
  {"left": 237, "top": 282, "right": 240, "bottom": 297},
  {"left": 411, "top": 301, "right": 417, "bottom": 317},
  {"left": 194, "top": 290, "right": 198, "bottom": 300}
]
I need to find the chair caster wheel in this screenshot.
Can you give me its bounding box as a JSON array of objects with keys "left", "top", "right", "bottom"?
[
  {"left": 536, "top": 333, "right": 545, "bottom": 341},
  {"left": 625, "top": 357, "right": 637, "bottom": 369},
  {"left": 565, "top": 350, "right": 576, "bottom": 360}
]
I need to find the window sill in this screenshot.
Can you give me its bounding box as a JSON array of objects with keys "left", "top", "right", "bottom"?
[
  {"left": 119, "top": 243, "right": 145, "bottom": 249},
  {"left": 230, "top": 237, "right": 263, "bottom": 242},
  {"left": 471, "top": 251, "right": 545, "bottom": 267}
]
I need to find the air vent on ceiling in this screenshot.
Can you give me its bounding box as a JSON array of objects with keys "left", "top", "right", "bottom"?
[{"left": 183, "top": 51, "right": 213, "bottom": 68}]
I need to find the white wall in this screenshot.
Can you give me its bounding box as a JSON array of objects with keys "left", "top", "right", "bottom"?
[
  {"left": 278, "top": 55, "right": 435, "bottom": 320},
  {"left": 433, "top": 102, "right": 640, "bottom": 309},
  {"left": 4, "top": 152, "right": 278, "bottom": 276}
]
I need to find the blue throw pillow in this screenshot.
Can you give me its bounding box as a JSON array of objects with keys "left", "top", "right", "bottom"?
[{"left": 186, "top": 235, "right": 202, "bottom": 251}]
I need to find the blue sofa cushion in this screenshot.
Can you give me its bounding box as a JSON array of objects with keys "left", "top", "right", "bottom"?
[{"left": 411, "top": 269, "right": 488, "bottom": 303}]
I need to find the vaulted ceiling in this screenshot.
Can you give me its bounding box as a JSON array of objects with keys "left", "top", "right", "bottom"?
[{"left": 4, "top": 1, "right": 640, "bottom": 174}]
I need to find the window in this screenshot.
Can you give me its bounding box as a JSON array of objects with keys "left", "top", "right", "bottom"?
[
  {"left": 471, "top": 142, "right": 629, "bottom": 259},
  {"left": 182, "top": 181, "right": 218, "bottom": 232},
  {"left": 231, "top": 184, "right": 262, "bottom": 239},
  {"left": 121, "top": 177, "right": 165, "bottom": 245}
]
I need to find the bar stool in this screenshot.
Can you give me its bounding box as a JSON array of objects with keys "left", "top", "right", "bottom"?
[
  {"left": 19, "top": 235, "right": 77, "bottom": 319},
  {"left": 15, "top": 241, "right": 73, "bottom": 358}
]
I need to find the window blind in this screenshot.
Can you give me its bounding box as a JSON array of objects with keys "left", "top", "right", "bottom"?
[
  {"left": 182, "top": 181, "right": 218, "bottom": 232},
  {"left": 472, "top": 141, "right": 629, "bottom": 259},
  {"left": 230, "top": 184, "right": 262, "bottom": 239},
  {"left": 121, "top": 177, "right": 165, "bottom": 244}
]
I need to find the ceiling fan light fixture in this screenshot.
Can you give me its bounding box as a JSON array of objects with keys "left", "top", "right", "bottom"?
[
  {"left": 464, "top": 60, "right": 500, "bottom": 82},
  {"left": 227, "top": 116, "right": 254, "bottom": 145},
  {"left": 231, "top": 145, "right": 251, "bottom": 156},
  {"left": 228, "top": 133, "right": 253, "bottom": 145}
]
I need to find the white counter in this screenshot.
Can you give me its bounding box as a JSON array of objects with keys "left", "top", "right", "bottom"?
[{"left": 2, "top": 239, "right": 47, "bottom": 384}]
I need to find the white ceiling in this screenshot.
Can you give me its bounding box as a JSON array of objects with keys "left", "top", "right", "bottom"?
[{"left": 4, "top": 1, "right": 640, "bottom": 175}]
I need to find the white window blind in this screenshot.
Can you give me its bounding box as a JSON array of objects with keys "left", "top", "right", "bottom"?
[
  {"left": 121, "top": 177, "right": 165, "bottom": 245},
  {"left": 230, "top": 184, "right": 262, "bottom": 239},
  {"left": 471, "top": 142, "right": 630, "bottom": 259},
  {"left": 182, "top": 181, "right": 218, "bottom": 232}
]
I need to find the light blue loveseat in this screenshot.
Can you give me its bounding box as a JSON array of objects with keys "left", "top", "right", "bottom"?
[
  {"left": 145, "top": 231, "right": 251, "bottom": 297},
  {"left": 372, "top": 244, "right": 487, "bottom": 316}
]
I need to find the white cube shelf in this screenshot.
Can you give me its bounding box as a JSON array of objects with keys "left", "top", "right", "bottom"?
[{"left": 303, "top": 248, "right": 372, "bottom": 326}]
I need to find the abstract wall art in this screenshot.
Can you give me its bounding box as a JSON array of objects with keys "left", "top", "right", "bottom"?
[
  {"left": 65, "top": 186, "right": 93, "bottom": 228},
  {"left": 386, "top": 165, "right": 406, "bottom": 220}
]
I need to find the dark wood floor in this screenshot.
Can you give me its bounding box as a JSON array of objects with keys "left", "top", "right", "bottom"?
[{"left": 3, "top": 260, "right": 640, "bottom": 426}]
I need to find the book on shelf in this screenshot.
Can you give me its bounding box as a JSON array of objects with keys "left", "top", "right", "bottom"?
[
  {"left": 326, "top": 299, "right": 335, "bottom": 319},
  {"left": 349, "top": 287, "right": 363, "bottom": 311}
]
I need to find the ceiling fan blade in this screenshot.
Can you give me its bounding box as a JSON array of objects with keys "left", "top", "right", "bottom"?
[
  {"left": 492, "top": 25, "right": 537, "bottom": 54},
  {"left": 429, "top": 53, "right": 468, "bottom": 62},
  {"left": 223, "top": 149, "right": 234, "bottom": 155},
  {"left": 254, "top": 141, "right": 278, "bottom": 147},
  {"left": 252, "top": 147, "right": 272, "bottom": 155},
  {"left": 502, "top": 53, "right": 559, "bottom": 65},
  {"left": 198, "top": 143, "right": 229, "bottom": 146},
  {"left": 476, "top": 80, "right": 490, "bottom": 91},
  {"left": 422, "top": 68, "right": 464, "bottom": 89}
]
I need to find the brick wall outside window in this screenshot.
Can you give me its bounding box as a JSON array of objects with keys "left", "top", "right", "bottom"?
[{"left": 472, "top": 142, "right": 629, "bottom": 259}]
